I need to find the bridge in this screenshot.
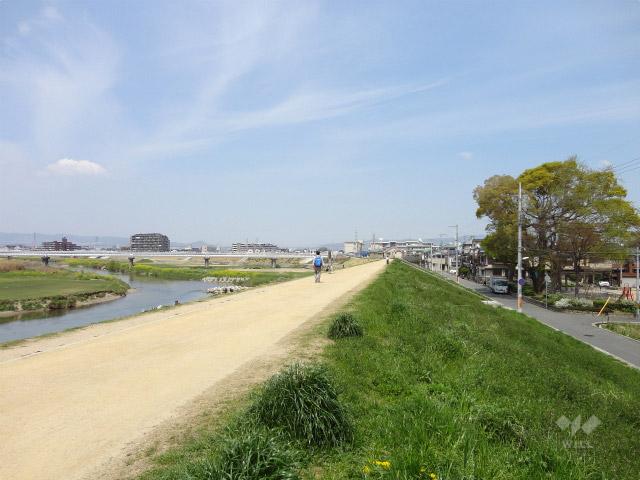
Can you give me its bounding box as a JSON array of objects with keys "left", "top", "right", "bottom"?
[{"left": 2, "top": 250, "right": 319, "bottom": 268}]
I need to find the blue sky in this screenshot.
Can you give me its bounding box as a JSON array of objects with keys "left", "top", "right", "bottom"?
[{"left": 1, "top": 0, "right": 639, "bottom": 246}]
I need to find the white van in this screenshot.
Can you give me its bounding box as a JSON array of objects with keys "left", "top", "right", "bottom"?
[{"left": 489, "top": 277, "right": 509, "bottom": 294}]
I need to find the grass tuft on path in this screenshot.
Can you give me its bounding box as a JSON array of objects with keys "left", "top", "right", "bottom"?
[
  {"left": 250, "top": 363, "right": 353, "bottom": 448},
  {"left": 189, "top": 424, "right": 302, "bottom": 480},
  {"left": 328, "top": 313, "right": 363, "bottom": 340}
]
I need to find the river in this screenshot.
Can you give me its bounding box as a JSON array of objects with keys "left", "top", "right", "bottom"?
[{"left": 0, "top": 272, "right": 211, "bottom": 343}]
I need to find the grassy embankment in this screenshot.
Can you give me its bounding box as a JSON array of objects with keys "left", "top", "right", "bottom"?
[
  {"left": 60, "top": 258, "right": 311, "bottom": 286},
  {"left": 138, "top": 261, "right": 640, "bottom": 480},
  {"left": 0, "top": 265, "right": 129, "bottom": 313},
  {"left": 602, "top": 322, "right": 640, "bottom": 342}
]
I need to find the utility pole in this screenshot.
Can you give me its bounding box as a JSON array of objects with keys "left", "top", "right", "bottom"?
[
  {"left": 517, "top": 182, "right": 523, "bottom": 313},
  {"left": 449, "top": 224, "right": 459, "bottom": 283},
  {"left": 429, "top": 243, "right": 433, "bottom": 271},
  {"left": 636, "top": 245, "right": 639, "bottom": 319}
]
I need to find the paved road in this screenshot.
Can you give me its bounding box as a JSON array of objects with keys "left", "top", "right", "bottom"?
[
  {"left": 0, "top": 260, "right": 386, "bottom": 480},
  {"left": 432, "top": 270, "right": 640, "bottom": 369}
]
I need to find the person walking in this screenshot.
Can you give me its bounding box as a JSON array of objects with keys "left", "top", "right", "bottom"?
[{"left": 313, "top": 250, "right": 323, "bottom": 283}]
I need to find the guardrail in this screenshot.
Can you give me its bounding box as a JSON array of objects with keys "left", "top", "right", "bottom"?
[{"left": 2, "top": 250, "right": 316, "bottom": 259}]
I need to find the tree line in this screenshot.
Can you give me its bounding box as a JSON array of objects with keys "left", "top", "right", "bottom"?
[{"left": 474, "top": 157, "right": 640, "bottom": 294}]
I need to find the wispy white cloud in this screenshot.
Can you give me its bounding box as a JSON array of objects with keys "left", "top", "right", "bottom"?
[
  {"left": 14, "top": 5, "right": 62, "bottom": 37},
  {"left": 128, "top": 0, "right": 446, "bottom": 160},
  {"left": 222, "top": 81, "right": 447, "bottom": 132},
  {"left": 46, "top": 158, "right": 107, "bottom": 176},
  {"left": 459, "top": 151, "right": 473, "bottom": 160},
  {"left": 1, "top": 5, "right": 123, "bottom": 171},
  {"left": 327, "top": 81, "right": 640, "bottom": 144},
  {"left": 131, "top": 80, "right": 446, "bottom": 158}
]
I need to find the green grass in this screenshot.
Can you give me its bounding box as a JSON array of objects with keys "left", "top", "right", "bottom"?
[
  {"left": 60, "top": 259, "right": 311, "bottom": 286},
  {"left": 250, "top": 363, "right": 353, "bottom": 448},
  {"left": 328, "top": 313, "right": 363, "bottom": 340},
  {"left": 602, "top": 322, "right": 640, "bottom": 342},
  {"left": 138, "top": 364, "right": 351, "bottom": 480},
  {"left": 137, "top": 261, "right": 640, "bottom": 480},
  {"left": 176, "top": 423, "right": 303, "bottom": 480},
  {"left": 311, "top": 262, "right": 640, "bottom": 479},
  {"left": 0, "top": 270, "right": 129, "bottom": 301}
]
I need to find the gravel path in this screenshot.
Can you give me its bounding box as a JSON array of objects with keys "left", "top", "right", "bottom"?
[{"left": 0, "top": 260, "right": 386, "bottom": 480}]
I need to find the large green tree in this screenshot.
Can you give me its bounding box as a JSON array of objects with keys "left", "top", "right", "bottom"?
[
  {"left": 474, "top": 157, "right": 640, "bottom": 293},
  {"left": 473, "top": 175, "right": 519, "bottom": 280}
]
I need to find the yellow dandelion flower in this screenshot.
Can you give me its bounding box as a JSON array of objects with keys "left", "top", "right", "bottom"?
[
  {"left": 372, "top": 459, "right": 392, "bottom": 469},
  {"left": 362, "top": 465, "right": 371, "bottom": 474},
  {"left": 429, "top": 473, "right": 437, "bottom": 480}
]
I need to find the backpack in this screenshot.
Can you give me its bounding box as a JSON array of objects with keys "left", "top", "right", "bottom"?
[{"left": 314, "top": 256, "right": 322, "bottom": 267}]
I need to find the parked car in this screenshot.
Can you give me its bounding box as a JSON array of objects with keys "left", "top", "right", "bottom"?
[
  {"left": 489, "top": 277, "right": 509, "bottom": 294},
  {"left": 598, "top": 280, "right": 611, "bottom": 288},
  {"left": 449, "top": 269, "right": 457, "bottom": 275}
]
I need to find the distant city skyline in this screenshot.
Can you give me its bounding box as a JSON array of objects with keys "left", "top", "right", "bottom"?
[
  {"left": 1, "top": 1, "right": 639, "bottom": 245},
  {"left": 0, "top": 230, "right": 476, "bottom": 249}
]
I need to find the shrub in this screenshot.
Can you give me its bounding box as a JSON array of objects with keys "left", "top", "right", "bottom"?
[
  {"left": 0, "top": 300, "right": 17, "bottom": 311},
  {"left": 192, "top": 425, "right": 300, "bottom": 480},
  {"left": 328, "top": 313, "right": 363, "bottom": 339},
  {"left": 0, "top": 260, "right": 27, "bottom": 272},
  {"left": 546, "top": 293, "right": 564, "bottom": 304},
  {"left": 593, "top": 299, "right": 615, "bottom": 314},
  {"left": 67, "top": 296, "right": 78, "bottom": 308},
  {"left": 47, "top": 296, "right": 69, "bottom": 310},
  {"left": 554, "top": 298, "right": 571, "bottom": 309},
  {"left": 20, "top": 299, "right": 44, "bottom": 311},
  {"left": 458, "top": 265, "right": 471, "bottom": 278},
  {"left": 612, "top": 300, "right": 637, "bottom": 313},
  {"left": 250, "top": 363, "right": 352, "bottom": 448},
  {"left": 570, "top": 297, "right": 593, "bottom": 308}
]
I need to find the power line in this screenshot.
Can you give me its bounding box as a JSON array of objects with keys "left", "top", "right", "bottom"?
[
  {"left": 610, "top": 158, "right": 640, "bottom": 176},
  {"left": 615, "top": 164, "right": 640, "bottom": 175},
  {"left": 612, "top": 156, "right": 640, "bottom": 171},
  {"left": 583, "top": 137, "right": 639, "bottom": 162},
  {"left": 519, "top": 248, "right": 637, "bottom": 257}
]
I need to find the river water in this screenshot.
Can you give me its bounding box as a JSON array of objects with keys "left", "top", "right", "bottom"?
[{"left": 0, "top": 272, "right": 211, "bottom": 343}]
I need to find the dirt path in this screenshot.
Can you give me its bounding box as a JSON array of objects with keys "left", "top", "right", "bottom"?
[{"left": 0, "top": 260, "right": 385, "bottom": 480}]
